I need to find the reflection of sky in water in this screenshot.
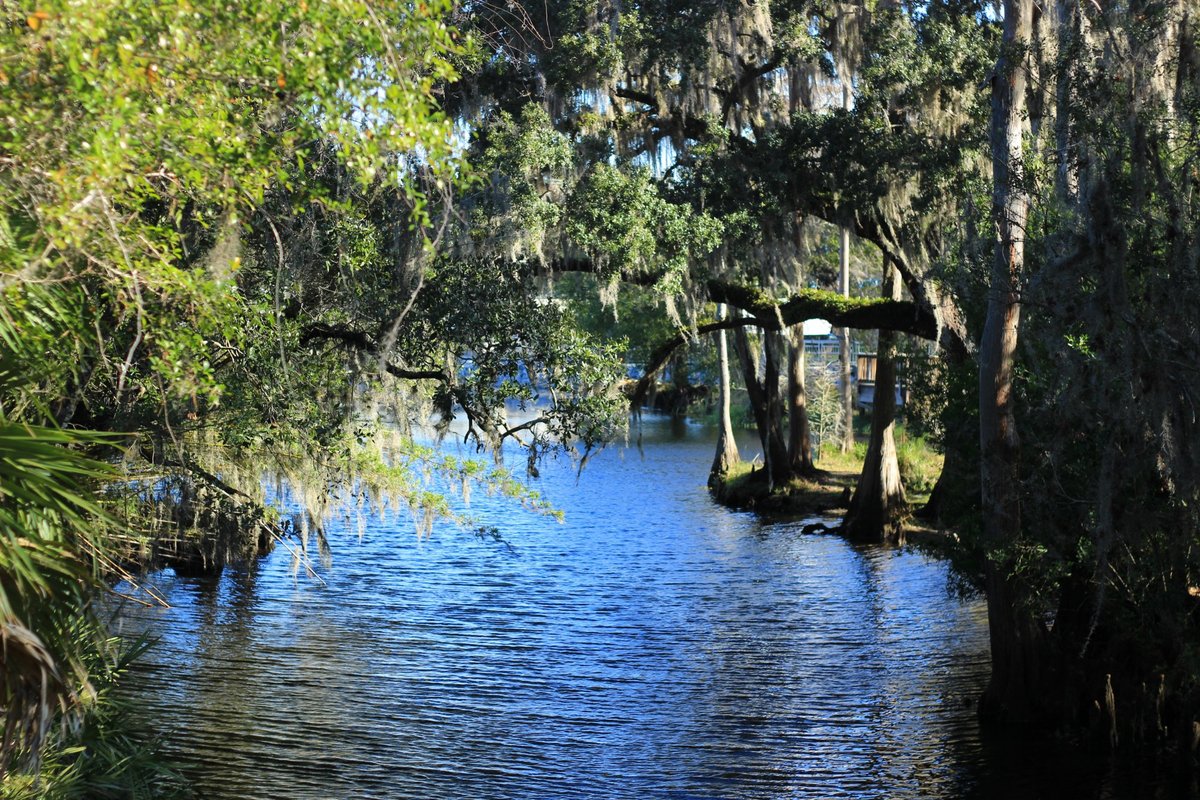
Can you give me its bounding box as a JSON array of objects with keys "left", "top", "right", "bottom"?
[{"left": 117, "top": 415, "right": 1105, "bottom": 799}]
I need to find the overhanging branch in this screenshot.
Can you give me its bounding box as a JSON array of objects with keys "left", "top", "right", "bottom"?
[
  {"left": 628, "top": 318, "right": 747, "bottom": 409},
  {"left": 707, "top": 280, "right": 938, "bottom": 339},
  {"left": 545, "top": 256, "right": 661, "bottom": 287},
  {"left": 628, "top": 282, "right": 938, "bottom": 410},
  {"left": 301, "top": 323, "right": 450, "bottom": 382}
]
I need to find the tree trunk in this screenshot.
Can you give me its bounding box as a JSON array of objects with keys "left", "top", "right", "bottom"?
[
  {"left": 843, "top": 257, "right": 908, "bottom": 543},
  {"left": 787, "top": 334, "right": 815, "bottom": 475},
  {"left": 763, "top": 330, "right": 791, "bottom": 488},
  {"left": 710, "top": 304, "right": 740, "bottom": 486},
  {"left": 979, "top": 0, "right": 1044, "bottom": 724},
  {"left": 837, "top": 82, "right": 856, "bottom": 454},
  {"left": 732, "top": 324, "right": 789, "bottom": 489},
  {"left": 837, "top": 226, "right": 855, "bottom": 453},
  {"left": 1053, "top": 0, "right": 1082, "bottom": 206},
  {"left": 916, "top": 352, "right": 978, "bottom": 525},
  {"left": 916, "top": 427, "right": 975, "bottom": 525}
]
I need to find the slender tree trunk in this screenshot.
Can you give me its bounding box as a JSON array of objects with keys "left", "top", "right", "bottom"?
[
  {"left": 787, "top": 334, "right": 814, "bottom": 474},
  {"left": 732, "top": 324, "right": 789, "bottom": 489},
  {"left": 837, "top": 226, "right": 855, "bottom": 453},
  {"left": 710, "top": 304, "right": 740, "bottom": 486},
  {"left": 843, "top": 257, "right": 908, "bottom": 542},
  {"left": 980, "top": 0, "right": 1044, "bottom": 724},
  {"left": 1054, "top": 0, "right": 1080, "bottom": 206},
  {"left": 837, "top": 82, "right": 856, "bottom": 455}
]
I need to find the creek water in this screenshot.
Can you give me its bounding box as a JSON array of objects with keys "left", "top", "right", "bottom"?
[{"left": 117, "top": 415, "right": 1163, "bottom": 799}]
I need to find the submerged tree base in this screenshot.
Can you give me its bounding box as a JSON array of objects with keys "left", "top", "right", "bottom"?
[{"left": 710, "top": 460, "right": 954, "bottom": 549}]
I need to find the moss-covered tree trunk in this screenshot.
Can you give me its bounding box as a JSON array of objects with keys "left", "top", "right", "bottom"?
[
  {"left": 710, "top": 304, "right": 740, "bottom": 485},
  {"left": 843, "top": 257, "right": 907, "bottom": 543}
]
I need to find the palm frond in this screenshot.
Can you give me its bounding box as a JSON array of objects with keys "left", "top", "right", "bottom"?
[{"left": 0, "top": 420, "right": 117, "bottom": 775}]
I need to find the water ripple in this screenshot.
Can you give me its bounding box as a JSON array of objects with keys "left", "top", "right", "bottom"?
[{"left": 117, "top": 420, "right": 993, "bottom": 799}]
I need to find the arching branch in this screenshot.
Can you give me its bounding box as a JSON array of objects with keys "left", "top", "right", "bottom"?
[
  {"left": 629, "top": 282, "right": 938, "bottom": 409},
  {"left": 708, "top": 280, "right": 938, "bottom": 338},
  {"left": 300, "top": 323, "right": 450, "bottom": 382},
  {"left": 629, "top": 318, "right": 749, "bottom": 409},
  {"left": 718, "top": 56, "right": 783, "bottom": 121},
  {"left": 544, "top": 256, "right": 661, "bottom": 287}
]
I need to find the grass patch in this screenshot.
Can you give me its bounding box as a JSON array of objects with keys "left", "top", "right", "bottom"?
[
  {"left": 895, "top": 430, "right": 943, "bottom": 504},
  {"left": 815, "top": 426, "right": 942, "bottom": 497},
  {"left": 713, "top": 423, "right": 944, "bottom": 519},
  {"left": 813, "top": 442, "right": 866, "bottom": 475},
  {"left": 714, "top": 460, "right": 857, "bottom": 515}
]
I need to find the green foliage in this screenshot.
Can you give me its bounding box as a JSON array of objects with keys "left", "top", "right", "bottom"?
[
  {"left": 0, "top": 420, "right": 117, "bottom": 775},
  {"left": 893, "top": 430, "right": 942, "bottom": 497},
  {"left": 901, "top": 348, "right": 978, "bottom": 450},
  {"left": 566, "top": 165, "right": 723, "bottom": 291},
  {"left": 0, "top": 0, "right": 464, "bottom": 415},
  {"left": 474, "top": 105, "right": 574, "bottom": 255},
  {"left": 1, "top": 635, "right": 188, "bottom": 800},
  {"left": 408, "top": 258, "right": 629, "bottom": 460},
  {"left": 0, "top": 0, "right": 621, "bottom": 551},
  {"left": 1, "top": 0, "right": 461, "bottom": 202},
  {"left": 555, "top": 273, "right": 675, "bottom": 367},
  {"left": 857, "top": 1, "right": 996, "bottom": 130},
  {"left": 0, "top": 0, "right": 638, "bottom": 786}
]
